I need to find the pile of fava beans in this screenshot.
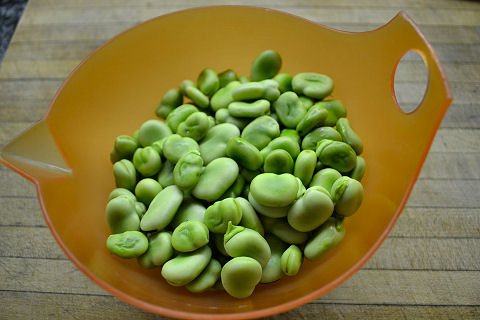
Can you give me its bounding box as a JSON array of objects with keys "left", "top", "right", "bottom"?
[{"left": 106, "top": 50, "right": 365, "bottom": 299}]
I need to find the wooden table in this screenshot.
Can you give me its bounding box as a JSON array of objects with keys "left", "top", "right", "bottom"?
[{"left": 0, "top": 0, "right": 478, "bottom": 318}]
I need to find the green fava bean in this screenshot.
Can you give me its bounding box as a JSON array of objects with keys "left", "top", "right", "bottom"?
[
  {"left": 211, "top": 81, "right": 240, "bottom": 111},
  {"left": 304, "top": 217, "right": 345, "bottom": 261},
  {"left": 260, "top": 234, "right": 288, "bottom": 283},
  {"left": 171, "top": 221, "right": 209, "bottom": 252},
  {"left": 135, "top": 201, "right": 146, "bottom": 219},
  {"left": 295, "top": 177, "right": 306, "bottom": 199},
  {"left": 137, "top": 231, "right": 173, "bottom": 268},
  {"left": 294, "top": 150, "right": 317, "bottom": 186},
  {"left": 250, "top": 49, "right": 282, "bottom": 81},
  {"left": 260, "top": 79, "right": 281, "bottom": 101},
  {"left": 221, "top": 256, "right": 262, "bottom": 298},
  {"left": 162, "top": 134, "right": 200, "bottom": 163},
  {"left": 228, "top": 99, "right": 270, "bottom": 118},
  {"left": 180, "top": 79, "right": 195, "bottom": 96},
  {"left": 177, "top": 111, "right": 210, "bottom": 141},
  {"left": 301, "top": 126, "right": 342, "bottom": 151},
  {"left": 349, "top": 156, "right": 366, "bottom": 181},
  {"left": 186, "top": 259, "right": 222, "bottom": 293},
  {"left": 192, "top": 157, "right": 239, "bottom": 202},
  {"left": 238, "top": 75, "right": 249, "bottom": 83},
  {"left": 140, "top": 185, "right": 183, "bottom": 231},
  {"left": 224, "top": 222, "right": 271, "bottom": 267},
  {"left": 133, "top": 146, "right": 162, "bottom": 177},
  {"left": 113, "top": 159, "right": 136, "bottom": 191},
  {"left": 204, "top": 197, "right": 242, "bottom": 233},
  {"left": 197, "top": 68, "right": 219, "bottom": 96},
  {"left": 336, "top": 117, "right": 364, "bottom": 155},
  {"left": 106, "top": 195, "right": 140, "bottom": 234},
  {"left": 264, "top": 149, "right": 294, "bottom": 174},
  {"left": 166, "top": 103, "right": 199, "bottom": 132},
  {"left": 112, "top": 135, "right": 138, "bottom": 162},
  {"left": 138, "top": 119, "right": 172, "bottom": 147},
  {"left": 280, "top": 129, "right": 300, "bottom": 144},
  {"left": 231, "top": 82, "right": 265, "bottom": 101},
  {"left": 316, "top": 100, "right": 347, "bottom": 126},
  {"left": 155, "top": 88, "right": 183, "bottom": 119},
  {"left": 250, "top": 173, "right": 298, "bottom": 207},
  {"left": 292, "top": 72, "right": 334, "bottom": 100},
  {"left": 226, "top": 137, "right": 262, "bottom": 171},
  {"left": 173, "top": 151, "right": 204, "bottom": 189},
  {"left": 241, "top": 115, "right": 280, "bottom": 150},
  {"left": 263, "top": 217, "right": 309, "bottom": 244},
  {"left": 161, "top": 245, "right": 212, "bottom": 286},
  {"left": 215, "top": 109, "right": 250, "bottom": 130},
  {"left": 260, "top": 136, "right": 300, "bottom": 161},
  {"left": 135, "top": 178, "right": 162, "bottom": 206},
  {"left": 316, "top": 139, "right": 357, "bottom": 173},
  {"left": 157, "top": 160, "right": 175, "bottom": 187},
  {"left": 296, "top": 104, "right": 328, "bottom": 136},
  {"left": 170, "top": 200, "right": 206, "bottom": 229},
  {"left": 274, "top": 91, "right": 306, "bottom": 128},
  {"left": 287, "top": 187, "right": 334, "bottom": 232},
  {"left": 281, "top": 244, "right": 303, "bottom": 276},
  {"left": 220, "top": 175, "right": 245, "bottom": 199},
  {"left": 236, "top": 197, "right": 264, "bottom": 236},
  {"left": 108, "top": 187, "right": 135, "bottom": 202},
  {"left": 248, "top": 192, "right": 289, "bottom": 218},
  {"left": 218, "top": 69, "right": 238, "bottom": 88},
  {"left": 310, "top": 168, "right": 342, "bottom": 196},
  {"left": 185, "top": 85, "right": 209, "bottom": 109},
  {"left": 299, "top": 96, "right": 314, "bottom": 109},
  {"left": 273, "top": 73, "right": 293, "bottom": 93},
  {"left": 199, "top": 123, "right": 240, "bottom": 164},
  {"left": 106, "top": 231, "right": 148, "bottom": 259},
  {"left": 331, "top": 176, "right": 364, "bottom": 217}
]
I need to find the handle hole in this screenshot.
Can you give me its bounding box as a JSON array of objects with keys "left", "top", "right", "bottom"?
[{"left": 393, "top": 50, "right": 429, "bottom": 114}]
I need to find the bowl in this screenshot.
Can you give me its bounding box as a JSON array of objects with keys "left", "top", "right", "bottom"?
[{"left": 0, "top": 6, "right": 452, "bottom": 319}]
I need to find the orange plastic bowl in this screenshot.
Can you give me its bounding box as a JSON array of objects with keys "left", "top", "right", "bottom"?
[{"left": 0, "top": 6, "right": 452, "bottom": 319}]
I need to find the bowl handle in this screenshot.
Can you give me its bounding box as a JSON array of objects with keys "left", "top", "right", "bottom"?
[
  {"left": 0, "top": 120, "right": 72, "bottom": 182},
  {"left": 385, "top": 11, "right": 453, "bottom": 118}
]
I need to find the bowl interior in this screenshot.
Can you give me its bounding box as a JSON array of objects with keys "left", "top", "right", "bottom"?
[{"left": 20, "top": 6, "right": 441, "bottom": 319}]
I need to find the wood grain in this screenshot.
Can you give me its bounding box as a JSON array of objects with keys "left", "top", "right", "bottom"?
[{"left": 0, "top": 0, "right": 479, "bottom": 318}]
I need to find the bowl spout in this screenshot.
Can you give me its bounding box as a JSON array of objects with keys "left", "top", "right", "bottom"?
[{"left": 0, "top": 120, "right": 72, "bottom": 181}]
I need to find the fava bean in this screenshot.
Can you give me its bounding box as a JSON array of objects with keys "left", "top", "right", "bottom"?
[
  {"left": 226, "top": 137, "right": 263, "bottom": 171},
  {"left": 280, "top": 129, "right": 300, "bottom": 144},
  {"left": 192, "top": 157, "right": 239, "bottom": 202},
  {"left": 140, "top": 185, "right": 183, "bottom": 231},
  {"left": 177, "top": 111, "right": 210, "bottom": 141},
  {"left": 299, "top": 96, "right": 314, "bottom": 110},
  {"left": 173, "top": 151, "right": 203, "bottom": 189},
  {"left": 281, "top": 245, "right": 302, "bottom": 276},
  {"left": 316, "top": 139, "right": 357, "bottom": 173},
  {"left": 260, "top": 136, "right": 300, "bottom": 161},
  {"left": 263, "top": 149, "right": 293, "bottom": 174},
  {"left": 263, "top": 218, "right": 309, "bottom": 244},
  {"left": 228, "top": 99, "right": 270, "bottom": 118},
  {"left": 331, "top": 176, "right": 364, "bottom": 217},
  {"left": 292, "top": 72, "right": 334, "bottom": 100},
  {"left": 111, "top": 135, "right": 138, "bottom": 163},
  {"left": 236, "top": 197, "right": 264, "bottom": 236},
  {"left": 170, "top": 200, "right": 206, "bottom": 229},
  {"left": 185, "top": 85, "right": 209, "bottom": 109},
  {"left": 186, "top": 259, "right": 222, "bottom": 293},
  {"left": 135, "top": 178, "right": 162, "bottom": 206},
  {"left": 250, "top": 49, "right": 282, "bottom": 81},
  {"left": 349, "top": 156, "right": 366, "bottom": 181},
  {"left": 172, "top": 221, "right": 210, "bottom": 252},
  {"left": 157, "top": 160, "right": 175, "bottom": 187},
  {"left": 260, "top": 234, "right": 288, "bottom": 283},
  {"left": 138, "top": 119, "right": 172, "bottom": 147},
  {"left": 204, "top": 197, "right": 242, "bottom": 233},
  {"left": 224, "top": 222, "right": 271, "bottom": 267},
  {"left": 273, "top": 73, "right": 293, "bottom": 93},
  {"left": 296, "top": 103, "right": 328, "bottom": 136},
  {"left": 166, "top": 104, "right": 199, "bottom": 133},
  {"left": 241, "top": 115, "right": 280, "bottom": 150},
  {"left": 248, "top": 192, "right": 290, "bottom": 218},
  {"left": 287, "top": 187, "right": 334, "bottom": 232},
  {"left": 135, "top": 201, "right": 146, "bottom": 218},
  {"left": 218, "top": 69, "right": 238, "bottom": 88},
  {"left": 133, "top": 146, "right": 162, "bottom": 177},
  {"left": 180, "top": 79, "right": 195, "bottom": 96},
  {"left": 162, "top": 134, "right": 200, "bottom": 163},
  {"left": 232, "top": 82, "right": 265, "bottom": 101},
  {"left": 261, "top": 79, "right": 281, "bottom": 102},
  {"left": 336, "top": 117, "right": 363, "bottom": 155},
  {"left": 215, "top": 108, "right": 250, "bottom": 130},
  {"left": 304, "top": 217, "right": 345, "bottom": 261},
  {"left": 106, "top": 195, "right": 140, "bottom": 234},
  {"left": 106, "top": 231, "right": 148, "bottom": 258},
  {"left": 108, "top": 187, "right": 136, "bottom": 202},
  {"left": 137, "top": 231, "right": 173, "bottom": 268},
  {"left": 220, "top": 175, "right": 245, "bottom": 199},
  {"left": 294, "top": 150, "right": 317, "bottom": 186},
  {"left": 113, "top": 159, "right": 136, "bottom": 191},
  {"left": 316, "top": 100, "right": 346, "bottom": 126},
  {"left": 197, "top": 68, "right": 219, "bottom": 96},
  {"left": 221, "top": 256, "right": 262, "bottom": 298},
  {"left": 274, "top": 91, "right": 306, "bottom": 128},
  {"left": 310, "top": 168, "right": 342, "bottom": 195},
  {"left": 199, "top": 123, "right": 240, "bottom": 164},
  {"left": 156, "top": 88, "right": 183, "bottom": 119},
  {"left": 301, "top": 126, "right": 342, "bottom": 151},
  {"left": 210, "top": 81, "right": 240, "bottom": 111},
  {"left": 250, "top": 173, "right": 298, "bottom": 207},
  {"left": 161, "top": 245, "right": 212, "bottom": 286}
]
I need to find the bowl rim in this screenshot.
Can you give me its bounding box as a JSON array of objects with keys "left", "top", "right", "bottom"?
[{"left": 0, "top": 5, "right": 446, "bottom": 320}]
